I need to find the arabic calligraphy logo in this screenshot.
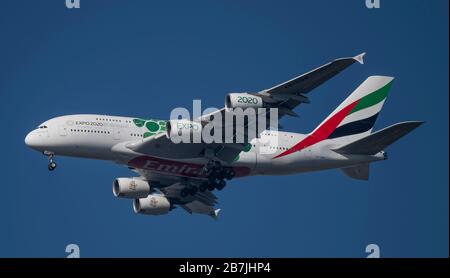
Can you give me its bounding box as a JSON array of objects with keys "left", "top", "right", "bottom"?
[
  {"left": 150, "top": 197, "right": 158, "bottom": 208},
  {"left": 129, "top": 180, "right": 137, "bottom": 191}
]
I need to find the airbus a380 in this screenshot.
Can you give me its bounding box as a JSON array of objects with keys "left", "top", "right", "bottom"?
[{"left": 25, "top": 53, "right": 422, "bottom": 218}]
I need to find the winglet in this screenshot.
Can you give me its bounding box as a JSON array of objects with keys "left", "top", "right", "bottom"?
[
  {"left": 210, "top": 209, "right": 221, "bottom": 220},
  {"left": 354, "top": 52, "right": 366, "bottom": 65}
]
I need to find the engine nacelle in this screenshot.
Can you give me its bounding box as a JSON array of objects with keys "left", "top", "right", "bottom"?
[
  {"left": 113, "top": 178, "right": 150, "bottom": 199},
  {"left": 225, "top": 93, "right": 263, "bottom": 110},
  {"left": 133, "top": 194, "right": 171, "bottom": 215},
  {"left": 166, "top": 119, "right": 202, "bottom": 139}
]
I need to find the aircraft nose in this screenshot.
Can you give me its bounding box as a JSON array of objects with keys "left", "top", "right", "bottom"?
[
  {"left": 25, "top": 131, "right": 35, "bottom": 147},
  {"left": 25, "top": 131, "right": 45, "bottom": 150},
  {"left": 25, "top": 123, "right": 51, "bottom": 151}
]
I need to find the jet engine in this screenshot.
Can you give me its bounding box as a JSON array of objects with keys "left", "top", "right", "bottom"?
[
  {"left": 166, "top": 119, "right": 203, "bottom": 140},
  {"left": 225, "top": 93, "right": 263, "bottom": 110},
  {"left": 113, "top": 178, "right": 150, "bottom": 199},
  {"left": 133, "top": 194, "right": 171, "bottom": 215}
]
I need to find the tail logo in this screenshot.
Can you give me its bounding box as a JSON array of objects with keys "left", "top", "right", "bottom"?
[{"left": 274, "top": 79, "right": 392, "bottom": 159}]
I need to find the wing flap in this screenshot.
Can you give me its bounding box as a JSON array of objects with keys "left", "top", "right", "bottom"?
[
  {"left": 156, "top": 180, "right": 221, "bottom": 218},
  {"left": 181, "top": 201, "right": 221, "bottom": 219}
]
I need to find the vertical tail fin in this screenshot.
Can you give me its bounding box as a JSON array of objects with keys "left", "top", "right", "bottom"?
[
  {"left": 273, "top": 76, "right": 394, "bottom": 159},
  {"left": 312, "top": 76, "right": 394, "bottom": 143}
]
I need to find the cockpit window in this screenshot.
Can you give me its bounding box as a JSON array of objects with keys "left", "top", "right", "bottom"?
[{"left": 38, "top": 125, "right": 48, "bottom": 129}]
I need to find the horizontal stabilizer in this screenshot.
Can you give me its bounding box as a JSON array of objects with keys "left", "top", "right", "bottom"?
[
  {"left": 341, "top": 163, "right": 370, "bottom": 180},
  {"left": 333, "top": 121, "right": 424, "bottom": 155}
]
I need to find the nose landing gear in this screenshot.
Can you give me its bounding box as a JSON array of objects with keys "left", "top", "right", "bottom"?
[
  {"left": 48, "top": 161, "right": 57, "bottom": 171},
  {"left": 44, "top": 152, "right": 57, "bottom": 171}
]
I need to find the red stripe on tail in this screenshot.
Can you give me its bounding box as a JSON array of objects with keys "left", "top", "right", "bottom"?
[{"left": 273, "top": 100, "right": 359, "bottom": 159}]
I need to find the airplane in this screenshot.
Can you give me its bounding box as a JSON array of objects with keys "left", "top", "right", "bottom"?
[{"left": 25, "top": 53, "right": 423, "bottom": 219}]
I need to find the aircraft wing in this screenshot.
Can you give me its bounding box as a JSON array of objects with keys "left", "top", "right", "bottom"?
[
  {"left": 202, "top": 53, "right": 365, "bottom": 120},
  {"left": 255, "top": 52, "right": 365, "bottom": 118},
  {"left": 134, "top": 169, "right": 221, "bottom": 218},
  {"left": 126, "top": 53, "right": 365, "bottom": 163}
]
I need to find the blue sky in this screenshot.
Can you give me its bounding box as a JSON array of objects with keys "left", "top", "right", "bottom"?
[{"left": 0, "top": 0, "right": 448, "bottom": 257}]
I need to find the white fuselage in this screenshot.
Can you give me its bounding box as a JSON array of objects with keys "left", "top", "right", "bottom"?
[{"left": 25, "top": 114, "right": 385, "bottom": 179}]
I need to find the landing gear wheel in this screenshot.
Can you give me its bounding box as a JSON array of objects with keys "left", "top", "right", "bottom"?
[
  {"left": 181, "top": 188, "right": 190, "bottom": 198},
  {"left": 45, "top": 152, "right": 57, "bottom": 172},
  {"left": 48, "top": 161, "right": 57, "bottom": 171},
  {"left": 216, "top": 179, "right": 226, "bottom": 191},
  {"left": 224, "top": 169, "right": 236, "bottom": 180},
  {"left": 216, "top": 172, "right": 225, "bottom": 181}
]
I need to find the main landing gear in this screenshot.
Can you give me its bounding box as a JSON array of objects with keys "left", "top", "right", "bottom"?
[
  {"left": 44, "top": 151, "right": 57, "bottom": 171},
  {"left": 203, "top": 160, "right": 236, "bottom": 181},
  {"left": 181, "top": 160, "right": 236, "bottom": 198},
  {"left": 201, "top": 160, "right": 235, "bottom": 192}
]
